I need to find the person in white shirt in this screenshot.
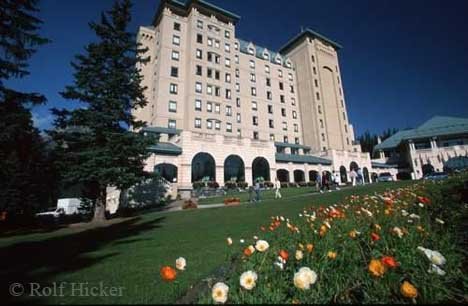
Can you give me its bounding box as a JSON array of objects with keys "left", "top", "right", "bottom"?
[
  {"left": 274, "top": 178, "right": 282, "bottom": 199},
  {"left": 333, "top": 171, "right": 341, "bottom": 190},
  {"left": 350, "top": 169, "right": 357, "bottom": 186}
]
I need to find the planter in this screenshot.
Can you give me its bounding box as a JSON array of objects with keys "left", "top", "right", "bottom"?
[{"left": 224, "top": 201, "right": 240, "bottom": 206}]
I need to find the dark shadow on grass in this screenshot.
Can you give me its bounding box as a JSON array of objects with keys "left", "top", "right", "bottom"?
[{"left": 0, "top": 216, "right": 165, "bottom": 304}]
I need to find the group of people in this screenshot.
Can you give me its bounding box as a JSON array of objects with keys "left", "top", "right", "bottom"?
[{"left": 349, "top": 168, "right": 366, "bottom": 186}]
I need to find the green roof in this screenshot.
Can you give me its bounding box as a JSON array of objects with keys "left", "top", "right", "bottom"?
[
  {"left": 148, "top": 142, "right": 182, "bottom": 155},
  {"left": 142, "top": 126, "right": 182, "bottom": 136},
  {"left": 371, "top": 161, "right": 398, "bottom": 169},
  {"left": 275, "top": 142, "right": 311, "bottom": 150},
  {"left": 276, "top": 153, "right": 332, "bottom": 165},
  {"left": 375, "top": 116, "right": 468, "bottom": 151},
  {"left": 237, "top": 39, "right": 293, "bottom": 68},
  {"left": 279, "top": 28, "right": 343, "bottom": 55}
]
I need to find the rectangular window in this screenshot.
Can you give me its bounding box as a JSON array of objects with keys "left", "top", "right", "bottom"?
[
  {"left": 282, "top": 121, "right": 287, "bottom": 131},
  {"left": 295, "top": 137, "right": 300, "bottom": 145},
  {"left": 316, "top": 92, "right": 320, "bottom": 100},
  {"left": 249, "top": 60, "right": 255, "bottom": 69},
  {"left": 237, "top": 128, "right": 241, "bottom": 137},
  {"left": 291, "top": 98, "right": 296, "bottom": 106},
  {"left": 197, "top": 34, "right": 203, "bottom": 43},
  {"left": 207, "top": 120, "right": 213, "bottom": 129},
  {"left": 313, "top": 66, "right": 317, "bottom": 74},
  {"left": 344, "top": 124, "right": 348, "bottom": 132},
  {"left": 226, "top": 105, "right": 232, "bottom": 116},
  {"left": 225, "top": 89, "right": 231, "bottom": 99},
  {"left": 235, "top": 55, "right": 239, "bottom": 64},
  {"left": 279, "top": 82, "right": 284, "bottom": 90},
  {"left": 197, "top": 20, "right": 203, "bottom": 29},
  {"left": 235, "top": 82, "right": 240, "bottom": 92},
  {"left": 171, "top": 66, "right": 178, "bottom": 77},
  {"left": 172, "top": 35, "right": 180, "bottom": 45},
  {"left": 283, "top": 136, "right": 288, "bottom": 143},
  {"left": 343, "top": 112, "right": 346, "bottom": 120},
  {"left": 252, "top": 116, "right": 258, "bottom": 126},
  {"left": 225, "top": 57, "right": 231, "bottom": 67},
  {"left": 215, "top": 103, "right": 220, "bottom": 114},
  {"left": 278, "top": 69, "right": 283, "bottom": 78},
  {"left": 226, "top": 122, "right": 232, "bottom": 132},
  {"left": 207, "top": 68, "right": 213, "bottom": 78},
  {"left": 207, "top": 84, "right": 213, "bottom": 95},
  {"left": 195, "top": 118, "right": 201, "bottom": 128},
  {"left": 266, "top": 78, "right": 271, "bottom": 87},
  {"left": 173, "top": 22, "right": 181, "bottom": 31},
  {"left": 225, "top": 30, "right": 230, "bottom": 38},
  {"left": 267, "top": 91, "right": 272, "bottom": 100},
  {"left": 235, "top": 68, "right": 240, "bottom": 77},
  {"left": 168, "top": 119, "right": 176, "bottom": 129},
  {"left": 292, "top": 110, "right": 297, "bottom": 119},
  {"left": 253, "top": 131, "right": 259, "bottom": 140},
  {"left": 265, "top": 65, "right": 270, "bottom": 73},
  {"left": 196, "top": 65, "right": 202, "bottom": 76},
  {"left": 311, "top": 55, "right": 315, "bottom": 62},
  {"left": 207, "top": 37, "right": 213, "bottom": 46},
  {"left": 294, "top": 123, "right": 298, "bottom": 132},
  {"left": 280, "top": 95, "right": 285, "bottom": 103},
  {"left": 225, "top": 73, "right": 231, "bottom": 83},
  {"left": 169, "top": 100, "right": 177, "bottom": 112},
  {"left": 196, "top": 49, "right": 202, "bottom": 59},
  {"left": 207, "top": 102, "right": 213, "bottom": 112},
  {"left": 269, "top": 119, "right": 274, "bottom": 128},
  {"left": 251, "top": 101, "right": 257, "bottom": 111},
  {"left": 320, "top": 119, "right": 324, "bottom": 128},
  {"left": 281, "top": 108, "right": 286, "bottom": 117},
  {"left": 215, "top": 86, "right": 220, "bottom": 96},
  {"left": 215, "top": 70, "right": 220, "bottom": 80},
  {"left": 169, "top": 83, "right": 178, "bottom": 94},
  {"left": 318, "top": 105, "right": 322, "bottom": 114},
  {"left": 314, "top": 79, "right": 319, "bottom": 87},
  {"left": 288, "top": 73, "right": 293, "bottom": 81},
  {"left": 270, "top": 134, "right": 275, "bottom": 141},
  {"left": 225, "top": 43, "right": 230, "bottom": 52},
  {"left": 290, "top": 85, "right": 294, "bottom": 93},
  {"left": 251, "top": 87, "right": 256, "bottom": 96},
  {"left": 195, "top": 99, "right": 202, "bottom": 111},
  {"left": 195, "top": 82, "right": 202, "bottom": 93},
  {"left": 215, "top": 40, "right": 220, "bottom": 49},
  {"left": 171, "top": 50, "right": 179, "bottom": 61},
  {"left": 236, "top": 98, "right": 241, "bottom": 107},
  {"left": 236, "top": 113, "right": 241, "bottom": 123},
  {"left": 267, "top": 104, "right": 273, "bottom": 114},
  {"left": 215, "top": 121, "right": 220, "bottom": 130},
  {"left": 250, "top": 73, "right": 256, "bottom": 82},
  {"left": 321, "top": 133, "right": 325, "bottom": 141}
]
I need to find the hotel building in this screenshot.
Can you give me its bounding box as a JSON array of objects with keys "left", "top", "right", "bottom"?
[{"left": 134, "top": 0, "right": 396, "bottom": 197}]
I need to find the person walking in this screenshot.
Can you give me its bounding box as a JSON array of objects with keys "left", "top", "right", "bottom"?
[
  {"left": 274, "top": 178, "right": 282, "bottom": 199},
  {"left": 350, "top": 169, "right": 357, "bottom": 186},
  {"left": 316, "top": 172, "right": 322, "bottom": 193},
  {"left": 248, "top": 185, "right": 255, "bottom": 203},
  {"left": 254, "top": 180, "right": 261, "bottom": 203},
  {"left": 333, "top": 171, "right": 341, "bottom": 190},
  {"left": 322, "top": 172, "right": 330, "bottom": 192},
  {"left": 357, "top": 168, "right": 364, "bottom": 185}
]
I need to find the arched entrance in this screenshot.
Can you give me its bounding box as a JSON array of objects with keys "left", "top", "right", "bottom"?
[
  {"left": 309, "top": 170, "right": 318, "bottom": 182},
  {"left": 339, "top": 166, "right": 348, "bottom": 183},
  {"left": 293, "top": 170, "right": 305, "bottom": 183},
  {"left": 277, "top": 169, "right": 289, "bottom": 182},
  {"left": 363, "top": 167, "right": 370, "bottom": 183},
  {"left": 224, "top": 155, "right": 245, "bottom": 183},
  {"left": 252, "top": 157, "right": 270, "bottom": 182},
  {"left": 154, "top": 163, "right": 178, "bottom": 182},
  {"left": 371, "top": 172, "right": 378, "bottom": 182},
  {"left": 422, "top": 164, "right": 434, "bottom": 176},
  {"left": 350, "top": 161, "right": 359, "bottom": 171},
  {"left": 322, "top": 171, "right": 332, "bottom": 182},
  {"left": 192, "top": 152, "right": 216, "bottom": 182}
]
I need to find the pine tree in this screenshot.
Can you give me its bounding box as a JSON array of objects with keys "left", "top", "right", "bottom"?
[
  {"left": 49, "top": 0, "right": 153, "bottom": 221},
  {"left": 0, "top": 0, "right": 52, "bottom": 218}
]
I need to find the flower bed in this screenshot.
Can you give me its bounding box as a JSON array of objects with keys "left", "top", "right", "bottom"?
[
  {"left": 182, "top": 199, "right": 198, "bottom": 210},
  {"left": 224, "top": 197, "right": 241, "bottom": 206},
  {"left": 192, "top": 177, "right": 467, "bottom": 304}
]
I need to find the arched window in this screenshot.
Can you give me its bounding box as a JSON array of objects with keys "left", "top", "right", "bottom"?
[
  {"left": 349, "top": 161, "right": 359, "bottom": 171},
  {"left": 192, "top": 152, "right": 216, "bottom": 182},
  {"left": 309, "top": 170, "right": 318, "bottom": 182},
  {"left": 422, "top": 164, "right": 434, "bottom": 176},
  {"left": 224, "top": 155, "right": 245, "bottom": 183},
  {"left": 252, "top": 157, "right": 270, "bottom": 182},
  {"left": 293, "top": 170, "right": 305, "bottom": 183},
  {"left": 339, "top": 166, "right": 348, "bottom": 183},
  {"left": 154, "top": 163, "right": 178, "bottom": 183},
  {"left": 363, "top": 167, "right": 370, "bottom": 183}
]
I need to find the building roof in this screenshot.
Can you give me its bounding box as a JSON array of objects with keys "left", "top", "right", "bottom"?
[
  {"left": 275, "top": 153, "right": 332, "bottom": 165},
  {"left": 375, "top": 116, "right": 468, "bottom": 151},
  {"left": 275, "top": 142, "right": 311, "bottom": 150},
  {"left": 148, "top": 142, "right": 183, "bottom": 155},
  {"left": 279, "top": 28, "right": 343, "bottom": 55},
  {"left": 142, "top": 126, "right": 182, "bottom": 136},
  {"left": 237, "top": 38, "right": 293, "bottom": 68},
  {"left": 371, "top": 161, "right": 398, "bottom": 169}
]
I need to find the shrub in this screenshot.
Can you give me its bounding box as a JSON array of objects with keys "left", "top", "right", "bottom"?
[
  {"left": 192, "top": 181, "right": 205, "bottom": 190},
  {"left": 288, "top": 182, "right": 298, "bottom": 188},
  {"left": 224, "top": 182, "right": 237, "bottom": 189},
  {"left": 280, "top": 182, "right": 289, "bottom": 188},
  {"left": 224, "top": 197, "right": 241, "bottom": 205},
  {"left": 208, "top": 181, "right": 220, "bottom": 189},
  {"left": 263, "top": 181, "right": 274, "bottom": 188},
  {"left": 237, "top": 182, "right": 248, "bottom": 189},
  {"left": 307, "top": 181, "right": 315, "bottom": 187},
  {"left": 298, "top": 181, "right": 308, "bottom": 187}
]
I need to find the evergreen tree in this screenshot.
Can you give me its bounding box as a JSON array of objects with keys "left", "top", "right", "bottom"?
[
  {"left": 49, "top": 0, "right": 152, "bottom": 221},
  {"left": 0, "top": 0, "right": 52, "bottom": 217}
]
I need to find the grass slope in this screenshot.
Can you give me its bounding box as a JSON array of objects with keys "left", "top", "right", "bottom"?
[{"left": 1, "top": 182, "right": 413, "bottom": 304}]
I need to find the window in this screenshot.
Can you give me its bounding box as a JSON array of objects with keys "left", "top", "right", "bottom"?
[
  {"left": 343, "top": 112, "right": 346, "bottom": 120},
  {"left": 215, "top": 121, "right": 220, "bottom": 130},
  {"left": 313, "top": 66, "right": 317, "bottom": 74},
  {"left": 269, "top": 119, "right": 274, "bottom": 128},
  {"left": 318, "top": 105, "right": 322, "bottom": 114},
  {"left": 207, "top": 102, "right": 213, "bottom": 112},
  {"left": 215, "top": 86, "right": 220, "bottom": 96},
  {"left": 290, "top": 85, "right": 294, "bottom": 93},
  {"left": 250, "top": 73, "right": 256, "bottom": 82},
  {"left": 251, "top": 101, "right": 257, "bottom": 111},
  {"left": 237, "top": 128, "right": 242, "bottom": 137},
  {"left": 169, "top": 100, "right": 177, "bottom": 112},
  {"left": 207, "top": 120, "right": 213, "bottom": 129},
  {"left": 253, "top": 131, "right": 259, "bottom": 140},
  {"left": 267, "top": 91, "right": 272, "bottom": 100},
  {"left": 267, "top": 104, "right": 273, "bottom": 114},
  {"left": 316, "top": 92, "right": 320, "bottom": 100},
  {"left": 225, "top": 30, "right": 230, "bottom": 38},
  {"left": 225, "top": 43, "right": 230, "bottom": 52},
  {"left": 263, "top": 52, "right": 269, "bottom": 60},
  {"left": 170, "top": 66, "right": 178, "bottom": 77},
  {"left": 215, "top": 70, "right": 220, "bottom": 80},
  {"left": 251, "top": 87, "right": 256, "bottom": 96},
  {"left": 252, "top": 116, "right": 258, "bottom": 126},
  {"left": 235, "top": 82, "right": 240, "bottom": 92},
  {"left": 314, "top": 79, "right": 319, "bottom": 87},
  {"left": 344, "top": 124, "right": 348, "bottom": 132},
  {"left": 225, "top": 73, "right": 231, "bottom": 83},
  {"left": 294, "top": 123, "right": 298, "bottom": 132},
  {"left": 215, "top": 103, "right": 220, "bottom": 114},
  {"left": 172, "top": 35, "right": 180, "bottom": 45},
  {"left": 288, "top": 73, "right": 293, "bottom": 81},
  {"left": 292, "top": 110, "right": 297, "bottom": 119},
  {"left": 249, "top": 60, "right": 255, "bottom": 69},
  {"left": 195, "top": 118, "right": 201, "bottom": 128},
  {"left": 295, "top": 137, "right": 300, "bottom": 144},
  {"left": 195, "top": 99, "right": 202, "bottom": 111},
  {"left": 282, "top": 121, "right": 287, "bottom": 131},
  {"left": 269, "top": 134, "right": 275, "bottom": 141},
  {"left": 174, "top": 22, "right": 181, "bottom": 31},
  {"left": 226, "top": 105, "right": 232, "bottom": 116},
  {"left": 278, "top": 69, "right": 283, "bottom": 78},
  {"left": 248, "top": 47, "right": 254, "bottom": 55},
  {"left": 283, "top": 136, "right": 288, "bottom": 143},
  {"left": 207, "top": 84, "right": 213, "bottom": 95},
  {"left": 225, "top": 89, "right": 231, "bottom": 99},
  {"left": 226, "top": 122, "right": 232, "bottom": 132},
  {"left": 235, "top": 68, "right": 240, "bottom": 77},
  {"left": 207, "top": 37, "right": 213, "bottom": 47},
  {"left": 196, "top": 49, "right": 202, "bottom": 59},
  {"left": 234, "top": 42, "right": 239, "bottom": 50},
  {"left": 171, "top": 50, "right": 179, "bottom": 60},
  {"left": 341, "top": 99, "right": 344, "bottom": 107},
  {"left": 311, "top": 55, "right": 315, "bottom": 62},
  {"left": 320, "top": 119, "right": 324, "bottom": 128},
  {"left": 236, "top": 98, "right": 241, "bottom": 107},
  {"left": 207, "top": 68, "right": 213, "bottom": 78},
  {"left": 196, "top": 65, "right": 202, "bottom": 76},
  {"left": 236, "top": 113, "right": 241, "bottom": 123},
  {"left": 279, "top": 82, "right": 284, "bottom": 90},
  {"left": 266, "top": 78, "right": 271, "bottom": 87},
  {"left": 225, "top": 57, "right": 231, "bottom": 67},
  {"left": 281, "top": 108, "right": 286, "bottom": 117},
  {"left": 291, "top": 98, "right": 296, "bottom": 106},
  {"left": 214, "top": 40, "right": 220, "bottom": 49},
  {"left": 280, "top": 95, "right": 285, "bottom": 103},
  {"left": 321, "top": 133, "right": 325, "bottom": 141},
  {"left": 168, "top": 119, "right": 176, "bottom": 129},
  {"left": 265, "top": 65, "right": 270, "bottom": 73},
  {"left": 197, "top": 34, "right": 203, "bottom": 43},
  {"left": 170, "top": 83, "right": 178, "bottom": 94},
  {"left": 197, "top": 20, "right": 203, "bottom": 29},
  {"left": 195, "top": 82, "right": 202, "bottom": 93},
  {"left": 234, "top": 55, "right": 239, "bottom": 64}
]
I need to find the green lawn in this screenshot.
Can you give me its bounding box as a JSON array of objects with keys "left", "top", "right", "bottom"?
[{"left": 1, "top": 181, "right": 414, "bottom": 304}]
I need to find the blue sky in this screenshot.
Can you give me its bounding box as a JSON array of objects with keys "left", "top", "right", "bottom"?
[{"left": 9, "top": 0, "right": 468, "bottom": 136}]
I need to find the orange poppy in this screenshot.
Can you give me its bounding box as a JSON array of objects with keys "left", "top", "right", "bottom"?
[
  {"left": 160, "top": 266, "right": 177, "bottom": 282},
  {"left": 381, "top": 256, "right": 399, "bottom": 268},
  {"left": 371, "top": 232, "right": 380, "bottom": 241},
  {"left": 279, "top": 249, "right": 289, "bottom": 261},
  {"left": 243, "top": 246, "right": 254, "bottom": 257}
]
